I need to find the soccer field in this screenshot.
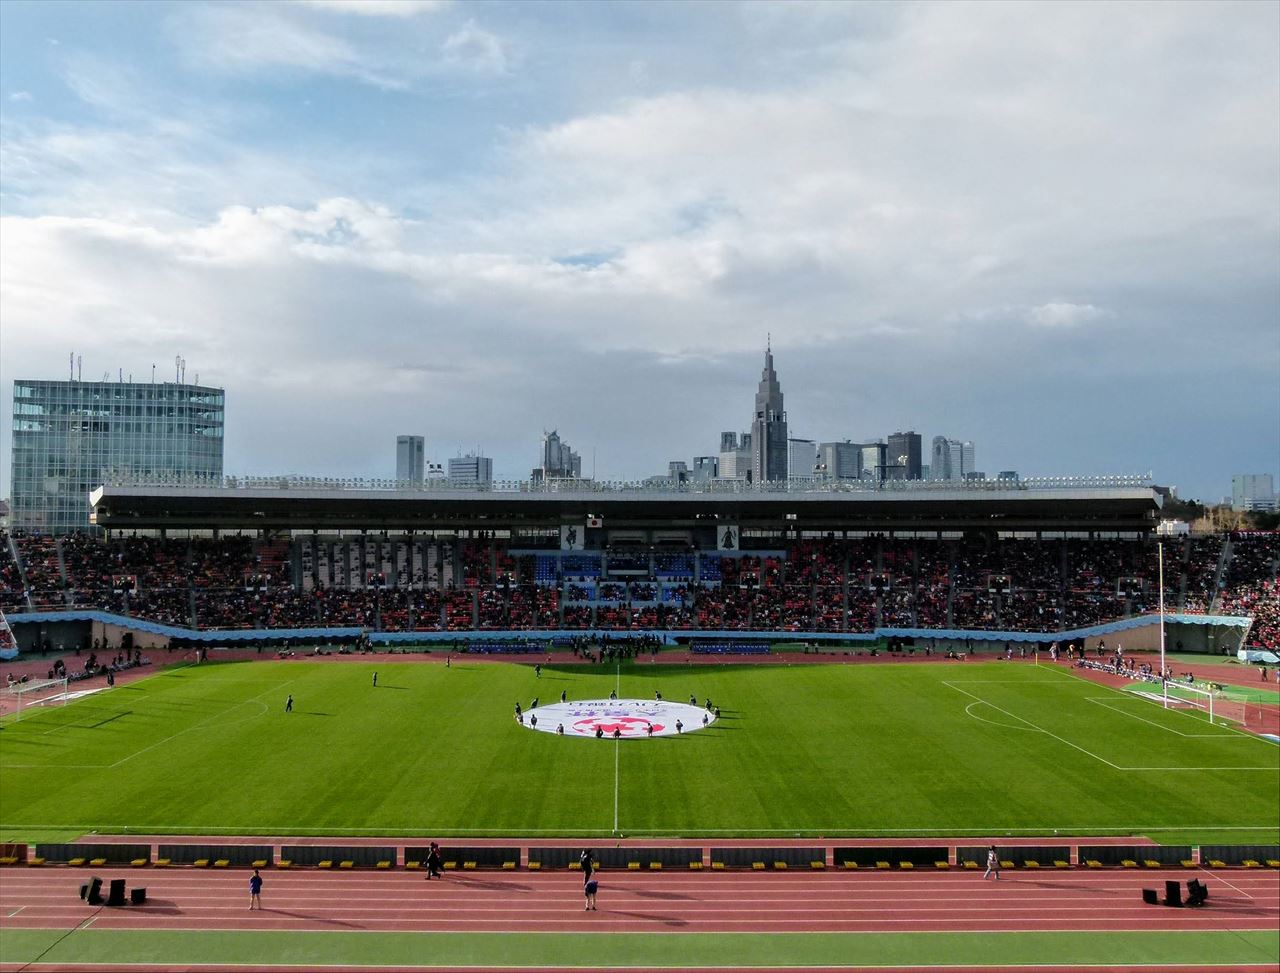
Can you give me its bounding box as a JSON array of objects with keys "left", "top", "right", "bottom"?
[{"left": 1, "top": 659, "right": 1276, "bottom": 843}]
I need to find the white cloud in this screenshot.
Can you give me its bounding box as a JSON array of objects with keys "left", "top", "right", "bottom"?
[
  {"left": 8, "top": 91, "right": 32, "bottom": 102},
  {"left": 441, "top": 20, "right": 508, "bottom": 75},
  {"left": 1027, "top": 303, "right": 1115, "bottom": 328},
  {"left": 173, "top": 5, "right": 412, "bottom": 90}
]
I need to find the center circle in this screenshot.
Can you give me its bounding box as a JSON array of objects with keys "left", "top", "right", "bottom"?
[{"left": 520, "top": 699, "right": 716, "bottom": 738}]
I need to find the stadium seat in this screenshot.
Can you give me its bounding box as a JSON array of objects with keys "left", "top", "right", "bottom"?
[
  {"left": 568, "top": 861, "right": 581, "bottom": 870},
  {"left": 1085, "top": 860, "right": 1102, "bottom": 868},
  {"left": 317, "top": 860, "right": 333, "bottom": 869},
  {"left": 649, "top": 862, "right": 663, "bottom": 870},
  {"left": 689, "top": 861, "right": 703, "bottom": 870},
  {"left": 69, "top": 858, "right": 86, "bottom": 867},
  {"left": 1143, "top": 860, "right": 1161, "bottom": 868},
  {"left": 1243, "top": 860, "right": 1261, "bottom": 868},
  {"left": 1266, "top": 859, "right": 1280, "bottom": 868},
  {"left": 961, "top": 860, "right": 978, "bottom": 870},
  {"left": 154, "top": 858, "right": 170, "bottom": 867},
  {"left": 842, "top": 861, "right": 859, "bottom": 870},
  {"left": 193, "top": 859, "right": 209, "bottom": 868},
  {"left": 875, "top": 861, "right": 891, "bottom": 870},
  {"left": 627, "top": 862, "right": 640, "bottom": 870},
  {"left": 252, "top": 859, "right": 268, "bottom": 868},
  {"left": 377, "top": 861, "right": 392, "bottom": 869},
  {"left": 1208, "top": 859, "right": 1226, "bottom": 868},
  {"left": 405, "top": 860, "right": 422, "bottom": 870},
  {"left": 999, "top": 860, "right": 1014, "bottom": 869},
  {"left": 28, "top": 857, "right": 44, "bottom": 866},
  {"left": 462, "top": 861, "right": 476, "bottom": 870},
  {"left": 502, "top": 861, "right": 516, "bottom": 870},
  {"left": 214, "top": 859, "right": 230, "bottom": 868},
  {"left": 1023, "top": 860, "right": 1040, "bottom": 868},
  {"left": 1180, "top": 859, "right": 1195, "bottom": 868},
  {"left": 1054, "top": 860, "right": 1070, "bottom": 868},
  {"left": 752, "top": 862, "right": 765, "bottom": 870},
  {"left": 811, "top": 861, "right": 826, "bottom": 870},
  {"left": 1121, "top": 860, "right": 1138, "bottom": 868},
  {"left": 339, "top": 861, "right": 355, "bottom": 869},
  {"left": 934, "top": 861, "right": 949, "bottom": 870},
  {"left": 527, "top": 861, "right": 540, "bottom": 871},
  {"left": 711, "top": 861, "right": 724, "bottom": 870},
  {"left": 131, "top": 859, "right": 148, "bottom": 867},
  {"left": 898, "top": 861, "right": 913, "bottom": 870},
  {"left": 277, "top": 860, "right": 291, "bottom": 868},
  {"left": 774, "top": 861, "right": 788, "bottom": 870},
  {"left": 0, "top": 857, "right": 17, "bottom": 866},
  {"left": 89, "top": 858, "right": 107, "bottom": 867},
  {"left": 443, "top": 861, "right": 456, "bottom": 870}
]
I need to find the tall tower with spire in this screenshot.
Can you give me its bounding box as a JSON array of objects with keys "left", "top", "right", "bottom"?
[{"left": 750, "top": 340, "right": 788, "bottom": 483}]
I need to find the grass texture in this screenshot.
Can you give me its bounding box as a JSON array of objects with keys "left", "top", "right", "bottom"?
[{"left": 1, "top": 659, "right": 1276, "bottom": 842}]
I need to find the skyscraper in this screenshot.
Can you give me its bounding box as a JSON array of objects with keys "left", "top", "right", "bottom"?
[
  {"left": 931, "top": 436, "right": 976, "bottom": 481},
  {"left": 788, "top": 438, "right": 817, "bottom": 481},
  {"left": 533, "top": 429, "right": 581, "bottom": 483},
  {"left": 818, "top": 441, "right": 861, "bottom": 480},
  {"left": 396, "top": 435, "right": 425, "bottom": 484},
  {"left": 887, "top": 431, "right": 922, "bottom": 480},
  {"left": 750, "top": 344, "right": 788, "bottom": 482},
  {"left": 11, "top": 378, "right": 224, "bottom": 533}
]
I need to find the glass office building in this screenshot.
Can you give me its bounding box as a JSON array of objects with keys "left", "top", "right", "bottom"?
[{"left": 10, "top": 380, "right": 225, "bottom": 533}]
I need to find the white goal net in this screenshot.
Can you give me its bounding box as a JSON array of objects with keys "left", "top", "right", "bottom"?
[{"left": 6, "top": 677, "right": 70, "bottom": 721}]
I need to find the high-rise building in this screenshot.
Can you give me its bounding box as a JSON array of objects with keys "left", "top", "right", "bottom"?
[
  {"left": 887, "top": 431, "right": 922, "bottom": 480},
  {"left": 11, "top": 378, "right": 224, "bottom": 533},
  {"left": 719, "top": 431, "right": 751, "bottom": 480},
  {"left": 668, "top": 461, "right": 690, "bottom": 484},
  {"left": 533, "top": 429, "right": 581, "bottom": 483},
  {"left": 860, "top": 441, "right": 887, "bottom": 482},
  {"left": 750, "top": 344, "right": 788, "bottom": 482},
  {"left": 396, "top": 435, "right": 425, "bottom": 484},
  {"left": 788, "top": 438, "right": 817, "bottom": 481},
  {"left": 692, "top": 456, "right": 719, "bottom": 481},
  {"left": 448, "top": 453, "right": 493, "bottom": 487},
  {"left": 1232, "top": 474, "right": 1277, "bottom": 512},
  {"left": 818, "top": 441, "right": 862, "bottom": 480},
  {"left": 931, "top": 436, "right": 976, "bottom": 481}
]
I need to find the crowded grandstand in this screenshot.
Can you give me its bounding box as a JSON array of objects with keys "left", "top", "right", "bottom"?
[{"left": 1, "top": 478, "right": 1275, "bottom": 650}]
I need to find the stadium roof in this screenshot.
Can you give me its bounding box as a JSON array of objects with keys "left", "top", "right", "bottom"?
[{"left": 90, "top": 476, "right": 1162, "bottom": 533}]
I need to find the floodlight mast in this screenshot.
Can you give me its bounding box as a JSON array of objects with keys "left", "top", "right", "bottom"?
[{"left": 1158, "top": 541, "right": 1166, "bottom": 708}]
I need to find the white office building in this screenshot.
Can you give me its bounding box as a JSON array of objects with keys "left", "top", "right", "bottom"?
[
  {"left": 448, "top": 453, "right": 493, "bottom": 487},
  {"left": 1232, "top": 474, "right": 1277, "bottom": 512}
]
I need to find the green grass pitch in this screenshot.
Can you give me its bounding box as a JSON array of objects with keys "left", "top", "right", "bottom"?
[{"left": 1, "top": 659, "right": 1276, "bottom": 843}]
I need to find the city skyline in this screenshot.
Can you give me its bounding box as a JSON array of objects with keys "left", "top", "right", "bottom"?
[{"left": 1, "top": 1, "right": 1276, "bottom": 504}]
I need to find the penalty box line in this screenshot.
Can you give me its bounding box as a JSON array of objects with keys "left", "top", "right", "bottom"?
[{"left": 944, "top": 681, "right": 1122, "bottom": 770}]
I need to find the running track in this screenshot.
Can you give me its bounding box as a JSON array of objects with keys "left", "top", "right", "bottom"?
[{"left": 1, "top": 863, "right": 1277, "bottom": 973}]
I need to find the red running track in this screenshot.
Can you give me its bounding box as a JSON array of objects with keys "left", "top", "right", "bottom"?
[{"left": 1, "top": 865, "right": 1276, "bottom": 935}]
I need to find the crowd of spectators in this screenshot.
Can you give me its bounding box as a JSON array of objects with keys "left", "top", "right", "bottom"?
[{"left": 2, "top": 531, "right": 1276, "bottom": 644}]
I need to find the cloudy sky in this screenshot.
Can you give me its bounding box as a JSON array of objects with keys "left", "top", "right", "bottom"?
[{"left": 1, "top": 0, "right": 1276, "bottom": 502}]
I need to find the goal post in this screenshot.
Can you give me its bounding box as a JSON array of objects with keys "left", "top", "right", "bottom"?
[
  {"left": 1160, "top": 681, "right": 1249, "bottom": 726},
  {"left": 6, "top": 677, "right": 70, "bottom": 721}
]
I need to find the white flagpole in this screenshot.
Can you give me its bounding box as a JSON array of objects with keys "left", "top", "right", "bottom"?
[{"left": 1158, "top": 540, "right": 1167, "bottom": 708}]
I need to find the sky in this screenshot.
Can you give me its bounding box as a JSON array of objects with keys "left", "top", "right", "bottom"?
[{"left": 0, "top": 0, "right": 1277, "bottom": 503}]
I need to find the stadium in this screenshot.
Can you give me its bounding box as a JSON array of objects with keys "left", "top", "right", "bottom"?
[{"left": 1, "top": 477, "right": 1277, "bottom": 972}]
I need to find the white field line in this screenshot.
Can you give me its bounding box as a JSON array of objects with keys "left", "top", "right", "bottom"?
[
  {"left": 0, "top": 678, "right": 298, "bottom": 772},
  {"left": 946, "top": 678, "right": 1278, "bottom": 772},
  {"left": 6, "top": 906, "right": 22, "bottom": 917},
  {"left": 613, "top": 661, "right": 622, "bottom": 835},
  {"left": 2, "top": 823, "right": 1275, "bottom": 835},
  {"left": 1084, "top": 697, "right": 1242, "bottom": 739},
  {"left": 962, "top": 701, "right": 1041, "bottom": 732},
  {"left": 1045, "top": 664, "right": 1275, "bottom": 746},
  {"left": 943, "top": 681, "right": 1122, "bottom": 770}
]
